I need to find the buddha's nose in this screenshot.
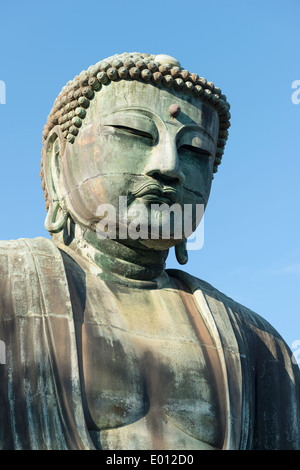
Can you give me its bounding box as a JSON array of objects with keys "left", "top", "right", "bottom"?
[{"left": 144, "top": 134, "right": 185, "bottom": 186}]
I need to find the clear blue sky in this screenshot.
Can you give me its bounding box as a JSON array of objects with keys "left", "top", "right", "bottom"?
[{"left": 0, "top": 0, "right": 299, "bottom": 355}]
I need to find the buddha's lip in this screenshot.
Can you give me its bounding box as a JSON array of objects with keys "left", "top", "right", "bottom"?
[
  {"left": 131, "top": 182, "right": 178, "bottom": 204},
  {"left": 137, "top": 194, "right": 176, "bottom": 205}
]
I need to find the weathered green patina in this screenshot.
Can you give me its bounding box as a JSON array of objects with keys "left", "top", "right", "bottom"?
[{"left": 0, "top": 53, "right": 299, "bottom": 450}]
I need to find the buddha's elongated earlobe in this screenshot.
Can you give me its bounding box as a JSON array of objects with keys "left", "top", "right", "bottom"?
[
  {"left": 45, "top": 201, "right": 68, "bottom": 234},
  {"left": 42, "top": 127, "right": 69, "bottom": 235},
  {"left": 175, "top": 239, "right": 188, "bottom": 265}
]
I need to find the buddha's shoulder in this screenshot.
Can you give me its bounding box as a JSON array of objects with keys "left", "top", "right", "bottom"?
[
  {"left": 167, "top": 268, "right": 281, "bottom": 339},
  {"left": 0, "top": 237, "right": 60, "bottom": 259}
]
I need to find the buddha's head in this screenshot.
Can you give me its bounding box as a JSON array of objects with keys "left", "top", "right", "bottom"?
[{"left": 41, "top": 52, "right": 230, "bottom": 262}]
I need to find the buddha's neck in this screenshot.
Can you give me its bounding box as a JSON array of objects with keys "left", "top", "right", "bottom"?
[{"left": 55, "top": 226, "right": 169, "bottom": 288}]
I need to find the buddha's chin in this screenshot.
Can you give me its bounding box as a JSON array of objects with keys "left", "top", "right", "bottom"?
[{"left": 135, "top": 237, "right": 181, "bottom": 251}]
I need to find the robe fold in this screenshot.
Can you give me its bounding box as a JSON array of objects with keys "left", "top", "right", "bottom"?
[{"left": 0, "top": 237, "right": 299, "bottom": 450}]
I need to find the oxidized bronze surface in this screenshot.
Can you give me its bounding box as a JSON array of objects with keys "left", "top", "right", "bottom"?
[{"left": 0, "top": 53, "right": 299, "bottom": 450}]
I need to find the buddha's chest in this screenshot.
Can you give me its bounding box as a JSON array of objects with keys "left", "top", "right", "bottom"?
[{"left": 77, "top": 280, "right": 225, "bottom": 449}]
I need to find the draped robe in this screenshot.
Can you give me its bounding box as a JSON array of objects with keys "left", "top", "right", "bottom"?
[{"left": 0, "top": 237, "right": 299, "bottom": 449}]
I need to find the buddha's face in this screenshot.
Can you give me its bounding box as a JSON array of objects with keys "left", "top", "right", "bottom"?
[{"left": 59, "top": 80, "right": 219, "bottom": 249}]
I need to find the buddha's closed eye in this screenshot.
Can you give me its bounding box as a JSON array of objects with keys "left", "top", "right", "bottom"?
[
  {"left": 179, "top": 145, "right": 211, "bottom": 158},
  {"left": 102, "top": 112, "right": 158, "bottom": 145},
  {"left": 110, "top": 124, "right": 154, "bottom": 142}
]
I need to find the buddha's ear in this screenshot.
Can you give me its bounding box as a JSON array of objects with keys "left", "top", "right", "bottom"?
[{"left": 42, "top": 126, "right": 68, "bottom": 233}]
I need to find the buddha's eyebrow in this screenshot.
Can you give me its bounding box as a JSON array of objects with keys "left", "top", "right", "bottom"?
[
  {"left": 101, "top": 109, "right": 157, "bottom": 128},
  {"left": 102, "top": 107, "right": 154, "bottom": 119},
  {"left": 176, "top": 124, "right": 215, "bottom": 143},
  {"left": 101, "top": 109, "right": 158, "bottom": 140}
]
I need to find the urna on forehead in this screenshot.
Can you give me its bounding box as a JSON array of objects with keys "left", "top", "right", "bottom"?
[{"left": 41, "top": 52, "right": 231, "bottom": 169}]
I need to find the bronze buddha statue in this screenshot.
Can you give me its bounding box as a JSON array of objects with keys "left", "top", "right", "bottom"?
[{"left": 0, "top": 53, "right": 299, "bottom": 450}]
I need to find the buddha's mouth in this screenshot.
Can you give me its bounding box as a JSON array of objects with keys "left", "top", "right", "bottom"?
[{"left": 130, "top": 182, "right": 179, "bottom": 205}]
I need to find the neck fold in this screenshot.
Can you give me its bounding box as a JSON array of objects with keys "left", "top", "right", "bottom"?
[{"left": 54, "top": 225, "right": 170, "bottom": 289}]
